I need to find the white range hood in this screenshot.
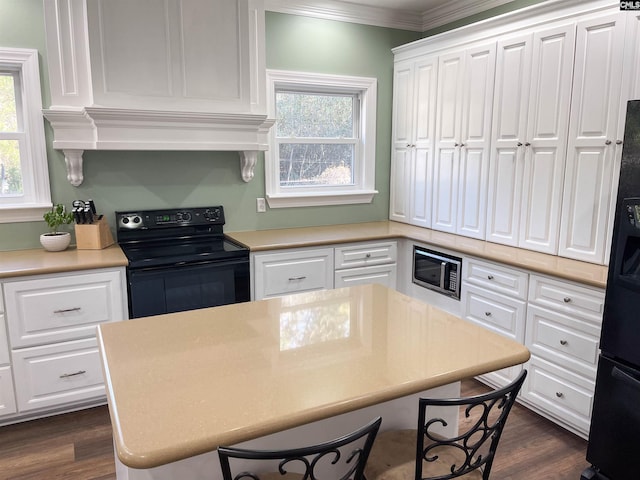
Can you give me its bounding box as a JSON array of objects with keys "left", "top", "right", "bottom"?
[{"left": 43, "top": 0, "right": 274, "bottom": 186}]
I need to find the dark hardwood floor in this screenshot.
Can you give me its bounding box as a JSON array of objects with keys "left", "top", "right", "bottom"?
[{"left": 0, "top": 379, "right": 590, "bottom": 479}]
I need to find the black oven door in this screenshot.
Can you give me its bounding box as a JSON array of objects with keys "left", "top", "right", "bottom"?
[{"left": 127, "top": 258, "right": 250, "bottom": 318}]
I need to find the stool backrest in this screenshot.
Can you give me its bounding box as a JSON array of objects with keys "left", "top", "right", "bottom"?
[{"left": 218, "top": 416, "right": 382, "bottom": 480}]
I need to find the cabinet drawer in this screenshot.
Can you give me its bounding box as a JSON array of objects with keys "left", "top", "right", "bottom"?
[
  {"left": 526, "top": 305, "right": 599, "bottom": 379},
  {"left": 12, "top": 338, "right": 105, "bottom": 412},
  {"left": 4, "top": 270, "right": 125, "bottom": 348},
  {"left": 528, "top": 275, "right": 604, "bottom": 321},
  {"left": 334, "top": 242, "right": 397, "bottom": 269},
  {"left": 0, "top": 366, "right": 17, "bottom": 417},
  {"left": 463, "top": 257, "right": 528, "bottom": 299},
  {"left": 334, "top": 264, "right": 397, "bottom": 289},
  {"left": 463, "top": 285, "right": 526, "bottom": 341},
  {"left": 523, "top": 356, "right": 594, "bottom": 436},
  {"left": 254, "top": 248, "right": 334, "bottom": 299}
]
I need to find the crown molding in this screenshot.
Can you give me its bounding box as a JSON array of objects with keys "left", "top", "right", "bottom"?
[
  {"left": 420, "top": 0, "right": 513, "bottom": 31},
  {"left": 265, "top": 0, "right": 518, "bottom": 32},
  {"left": 264, "top": 0, "right": 424, "bottom": 31}
]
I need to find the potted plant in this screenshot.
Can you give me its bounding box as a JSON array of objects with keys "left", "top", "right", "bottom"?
[{"left": 40, "top": 204, "right": 74, "bottom": 251}]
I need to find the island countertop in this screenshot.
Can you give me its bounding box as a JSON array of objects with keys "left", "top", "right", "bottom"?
[{"left": 98, "top": 284, "right": 530, "bottom": 470}]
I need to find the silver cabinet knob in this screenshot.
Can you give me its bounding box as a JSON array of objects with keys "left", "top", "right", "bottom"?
[
  {"left": 563, "top": 297, "right": 571, "bottom": 303},
  {"left": 524, "top": 142, "right": 531, "bottom": 147},
  {"left": 616, "top": 139, "right": 623, "bottom": 145},
  {"left": 560, "top": 339, "right": 568, "bottom": 346},
  {"left": 556, "top": 392, "right": 564, "bottom": 398},
  {"left": 605, "top": 139, "right": 612, "bottom": 145},
  {"left": 485, "top": 312, "right": 492, "bottom": 317},
  {"left": 517, "top": 142, "right": 523, "bottom": 147},
  {"left": 365, "top": 253, "right": 371, "bottom": 258},
  {"left": 487, "top": 275, "right": 494, "bottom": 280}
]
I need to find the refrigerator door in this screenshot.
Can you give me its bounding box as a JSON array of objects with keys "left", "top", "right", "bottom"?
[
  {"left": 600, "top": 197, "right": 640, "bottom": 365},
  {"left": 586, "top": 355, "right": 640, "bottom": 479}
]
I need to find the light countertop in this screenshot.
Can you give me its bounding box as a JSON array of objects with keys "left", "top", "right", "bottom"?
[
  {"left": 228, "top": 221, "right": 608, "bottom": 288},
  {"left": 98, "top": 284, "right": 530, "bottom": 469},
  {"left": 0, "top": 245, "right": 128, "bottom": 279}
]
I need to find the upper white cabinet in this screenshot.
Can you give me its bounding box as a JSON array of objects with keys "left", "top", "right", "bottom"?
[
  {"left": 487, "top": 24, "right": 575, "bottom": 254},
  {"left": 559, "top": 12, "right": 628, "bottom": 264},
  {"left": 42, "top": 0, "right": 272, "bottom": 186},
  {"left": 389, "top": 56, "right": 438, "bottom": 228},
  {"left": 432, "top": 43, "right": 495, "bottom": 239},
  {"left": 391, "top": 0, "right": 640, "bottom": 265}
]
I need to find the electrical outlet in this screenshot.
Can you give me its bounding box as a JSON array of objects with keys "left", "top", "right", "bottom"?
[{"left": 256, "top": 197, "right": 266, "bottom": 213}]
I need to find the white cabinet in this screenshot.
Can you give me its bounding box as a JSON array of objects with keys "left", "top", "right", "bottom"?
[
  {"left": 389, "top": 57, "right": 438, "bottom": 227},
  {"left": 0, "top": 290, "right": 17, "bottom": 418},
  {"left": 2, "top": 268, "right": 127, "bottom": 419},
  {"left": 461, "top": 257, "right": 528, "bottom": 388},
  {"left": 334, "top": 242, "right": 397, "bottom": 288},
  {"left": 253, "top": 242, "right": 398, "bottom": 300},
  {"left": 486, "top": 23, "right": 575, "bottom": 254},
  {"left": 559, "top": 12, "right": 627, "bottom": 264},
  {"left": 253, "top": 248, "right": 334, "bottom": 300},
  {"left": 432, "top": 43, "right": 495, "bottom": 239},
  {"left": 522, "top": 275, "right": 604, "bottom": 437}
]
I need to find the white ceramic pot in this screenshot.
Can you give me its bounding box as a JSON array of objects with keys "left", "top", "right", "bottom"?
[{"left": 40, "top": 232, "right": 71, "bottom": 252}]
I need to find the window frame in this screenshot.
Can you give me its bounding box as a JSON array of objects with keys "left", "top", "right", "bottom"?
[
  {"left": 265, "top": 70, "right": 378, "bottom": 208},
  {"left": 0, "top": 47, "right": 51, "bottom": 223}
]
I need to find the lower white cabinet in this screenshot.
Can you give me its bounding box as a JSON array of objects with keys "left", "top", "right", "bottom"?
[
  {"left": 11, "top": 337, "right": 105, "bottom": 412},
  {"left": 253, "top": 248, "right": 334, "bottom": 300},
  {"left": 520, "top": 274, "right": 604, "bottom": 438},
  {"left": 334, "top": 242, "right": 397, "bottom": 289},
  {"left": 0, "top": 267, "right": 127, "bottom": 422},
  {"left": 461, "top": 257, "right": 527, "bottom": 389},
  {"left": 461, "top": 257, "right": 604, "bottom": 438},
  {"left": 252, "top": 242, "right": 398, "bottom": 300}
]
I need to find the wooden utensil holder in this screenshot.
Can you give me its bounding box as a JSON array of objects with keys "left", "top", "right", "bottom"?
[{"left": 75, "top": 217, "right": 114, "bottom": 249}]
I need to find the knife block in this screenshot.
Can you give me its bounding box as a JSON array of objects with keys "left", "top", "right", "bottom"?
[{"left": 75, "top": 217, "right": 115, "bottom": 249}]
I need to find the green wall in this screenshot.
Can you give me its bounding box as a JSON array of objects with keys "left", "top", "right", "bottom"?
[{"left": 0, "top": 3, "right": 420, "bottom": 251}]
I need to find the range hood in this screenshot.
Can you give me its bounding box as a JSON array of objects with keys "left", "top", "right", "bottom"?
[{"left": 43, "top": 0, "right": 273, "bottom": 186}]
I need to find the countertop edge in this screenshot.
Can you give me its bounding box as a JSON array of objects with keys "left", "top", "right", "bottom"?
[{"left": 112, "top": 345, "right": 530, "bottom": 469}]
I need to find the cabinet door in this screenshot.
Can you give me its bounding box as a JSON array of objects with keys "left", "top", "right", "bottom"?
[
  {"left": 456, "top": 43, "right": 496, "bottom": 239},
  {"left": 486, "top": 34, "right": 532, "bottom": 246},
  {"left": 559, "top": 12, "right": 626, "bottom": 264},
  {"left": 519, "top": 24, "right": 575, "bottom": 254},
  {"left": 410, "top": 58, "right": 438, "bottom": 227},
  {"left": 432, "top": 51, "right": 464, "bottom": 233},
  {"left": 390, "top": 58, "right": 437, "bottom": 227}
]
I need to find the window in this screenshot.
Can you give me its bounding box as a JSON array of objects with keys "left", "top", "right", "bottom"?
[
  {"left": 0, "top": 47, "right": 50, "bottom": 223},
  {"left": 265, "top": 70, "right": 377, "bottom": 208}
]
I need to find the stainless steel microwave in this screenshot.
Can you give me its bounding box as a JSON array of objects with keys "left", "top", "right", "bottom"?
[{"left": 412, "top": 246, "right": 462, "bottom": 300}]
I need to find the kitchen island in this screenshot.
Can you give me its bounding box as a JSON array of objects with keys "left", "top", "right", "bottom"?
[{"left": 98, "top": 284, "right": 530, "bottom": 480}]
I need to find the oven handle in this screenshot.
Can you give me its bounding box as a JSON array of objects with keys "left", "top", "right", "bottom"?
[
  {"left": 440, "top": 261, "right": 447, "bottom": 289},
  {"left": 132, "top": 258, "right": 248, "bottom": 272},
  {"left": 612, "top": 366, "right": 640, "bottom": 392}
]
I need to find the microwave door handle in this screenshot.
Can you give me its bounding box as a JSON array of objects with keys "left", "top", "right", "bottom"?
[{"left": 440, "top": 261, "right": 447, "bottom": 289}]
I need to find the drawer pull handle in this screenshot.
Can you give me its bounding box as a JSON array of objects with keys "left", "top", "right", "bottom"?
[
  {"left": 365, "top": 253, "right": 371, "bottom": 258},
  {"left": 60, "top": 370, "right": 86, "bottom": 379},
  {"left": 53, "top": 307, "right": 82, "bottom": 314},
  {"left": 563, "top": 297, "right": 571, "bottom": 303},
  {"left": 560, "top": 339, "right": 568, "bottom": 346},
  {"left": 288, "top": 276, "right": 307, "bottom": 281},
  {"left": 487, "top": 275, "right": 494, "bottom": 280},
  {"left": 555, "top": 392, "right": 564, "bottom": 398},
  {"left": 485, "top": 312, "right": 492, "bottom": 317}
]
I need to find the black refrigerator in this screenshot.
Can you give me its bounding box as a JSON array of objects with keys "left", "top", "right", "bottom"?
[{"left": 582, "top": 99, "right": 640, "bottom": 480}]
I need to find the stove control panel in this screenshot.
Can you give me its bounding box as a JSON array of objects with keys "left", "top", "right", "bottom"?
[{"left": 116, "top": 206, "right": 226, "bottom": 231}]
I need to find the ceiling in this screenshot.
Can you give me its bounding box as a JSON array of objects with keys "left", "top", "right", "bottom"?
[{"left": 264, "top": 0, "right": 516, "bottom": 32}]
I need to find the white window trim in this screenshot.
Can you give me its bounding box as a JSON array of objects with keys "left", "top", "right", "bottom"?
[
  {"left": 0, "top": 47, "right": 51, "bottom": 223},
  {"left": 265, "top": 69, "right": 378, "bottom": 208}
]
